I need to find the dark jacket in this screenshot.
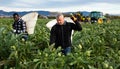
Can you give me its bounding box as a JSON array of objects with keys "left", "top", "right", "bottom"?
[{"left": 50, "top": 21, "right": 82, "bottom": 49}]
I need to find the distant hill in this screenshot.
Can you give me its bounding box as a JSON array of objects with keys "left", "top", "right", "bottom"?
[
  {"left": 0, "top": 10, "right": 91, "bottom": 17},
  {"left": 62, "top": 11, "right": 90, "bottom": 17},
  {"left": 0, "top": 10, "right": 50, "bottom": 16},
  {"left": 0, "top": 10, "right": 119, "bottom": 17},
  {"left": 81, "top": 11, "right": 90, "bottom": 16}
]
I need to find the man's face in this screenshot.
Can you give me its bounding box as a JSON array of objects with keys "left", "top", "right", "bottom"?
[
  {"left": 56, "top": 15, "right": 64, "bottom": 25},
  {"left": 13, "top": 15, "right": 19, "bottom": 21}
]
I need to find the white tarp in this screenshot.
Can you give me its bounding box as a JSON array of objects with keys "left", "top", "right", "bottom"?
[{"left": 22, "top": 12, "right": 38, "bottom": 34}]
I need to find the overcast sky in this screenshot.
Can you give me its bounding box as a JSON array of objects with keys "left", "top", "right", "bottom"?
[{"left": 0, "top": 0, "right": 120, "bottom": 14}]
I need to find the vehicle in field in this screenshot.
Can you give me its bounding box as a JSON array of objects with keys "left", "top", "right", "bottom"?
[{"left": 89, "top": 11, "right": 110, "bottom": 24}]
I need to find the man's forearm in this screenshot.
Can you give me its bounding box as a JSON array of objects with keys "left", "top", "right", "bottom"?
[{"left": 74, "top": 20, "right": 82, "bottom": 31}]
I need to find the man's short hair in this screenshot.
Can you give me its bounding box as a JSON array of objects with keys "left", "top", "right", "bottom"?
[
  {"left": 13, "top": 13, "right": 19, "bottom": 17},
  {"left": 56, "top": 13, "right": 64, "bottom": 19}
]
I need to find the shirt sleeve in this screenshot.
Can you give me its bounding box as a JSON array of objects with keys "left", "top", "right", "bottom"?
[
  {"left": 21, "top": 20, "right": 27, "bottom": 33},
  {"left": 71, "top": 21, "right": 82, "bottom": 31},
  {"left": 50, "top": 26, "right": 56, "bottom": 45}
]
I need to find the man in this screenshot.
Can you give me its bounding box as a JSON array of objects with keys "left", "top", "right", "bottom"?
[
  {"left": 12, "top": 13, "right": 28, "bottom": 41},
  {"left": 50, "top": 13, "right": 82, "bottom": 55}
]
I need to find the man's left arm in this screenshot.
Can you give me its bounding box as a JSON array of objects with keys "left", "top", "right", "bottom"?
[
  {"left": 21, "top": 20, "right": 27, "bottom": 33},
  {"left": 71, "top": 20, "right": 82, "bottom": 31}
]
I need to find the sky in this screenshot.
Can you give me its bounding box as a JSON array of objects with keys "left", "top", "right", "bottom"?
[{"left": 0, "top": 0, "right": 120, "bottom": 14}]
